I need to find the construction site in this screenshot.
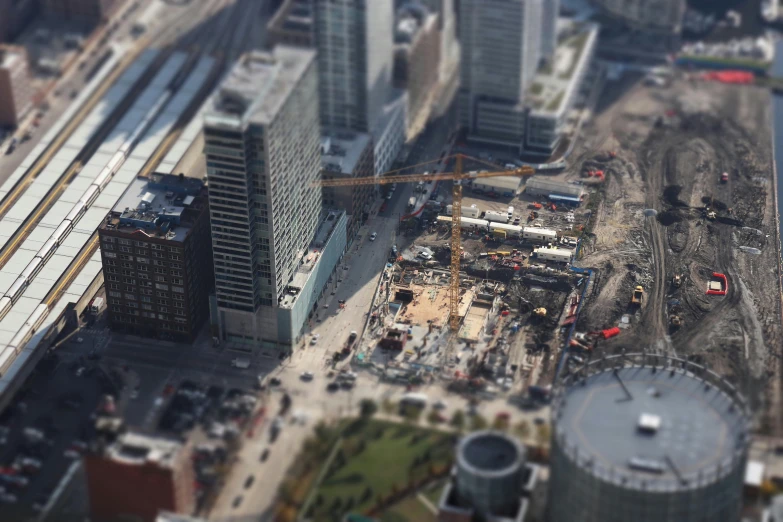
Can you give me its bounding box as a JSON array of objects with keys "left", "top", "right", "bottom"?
[
  {"left": 564, "top": 73, "right": 783, "bottom": 431},
  {"left": 361, "top": 169, "right": 594, "bottom": 394},
  {"left": 358, "top": 73, "right": 783, "bottom": 430}
]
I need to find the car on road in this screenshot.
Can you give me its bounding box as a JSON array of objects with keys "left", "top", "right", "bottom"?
[
  {"left": 75, "top": 337, "right": 84, "bottom": 343},
  {"left": 385, "top": 193, "right": 392, "bottom": 200},
  {"left": 300, "top": 372, "right": 314, "bottom": 381},
  {"left": 348, "top": 331, "right": 358, "bottom": 343},
  {"left": 369, "top": 232, "right": 377, "bottom": 241},
  {"left": 232, "top": 495, "right": 243, "bottom": 508},
  {"left": 417, "top": 251, "right": 432, "bottom": 260},
  {"left": 326, "top": 382, "right": 340, "bottom": 392},
  {"left": 310, "top": 334, "right": 319, "bottom": 345},
  {"left": 433, "top": 399, "right": 448, "bottom": 410},
  {"left": 244, "top": 475, "right": 255, "bottom": 489},
  {"left": 75, "top": 367, "right": 85, "bottom": 377},
  {"left": 269, "top": 377, "right": 282, "bottom": 386},
  {"left": 130, "top": 389, "right": 139, "bottom": 400},
  {"left": 260, "top": 448, "right": 270, "bottom": 461},
  {"left": 0, "top": 492, "right": 17, "bottom": 503}
]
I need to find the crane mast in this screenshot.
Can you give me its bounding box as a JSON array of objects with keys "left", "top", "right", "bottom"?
[{"left": 318, "top": 153, "right": 535, "bottom": 330}]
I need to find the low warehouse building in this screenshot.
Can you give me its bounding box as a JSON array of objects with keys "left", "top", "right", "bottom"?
[
  {"left": 534, "top": 246, "right": 573, "bottom": 263},
  {"left": 525, "top": 176, "right": 585, "bottom": 206},
  {"left": 472, "top": 175, "right": 524, "bottom": 196}
]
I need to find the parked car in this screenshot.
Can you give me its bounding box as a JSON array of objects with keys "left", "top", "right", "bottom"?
[
  {"left": 260, "top": 449, "right": 270, "bottom": 462},
  {"left": 369, "top": 232, "right": 377, "bottom": 241},
  {"left": 300, "top": 372, "right": 314, "bottom": 381}
]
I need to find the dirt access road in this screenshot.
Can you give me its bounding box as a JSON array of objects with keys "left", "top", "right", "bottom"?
[{"left": 570, "top": 74, "right": 782, "bottom": 432}]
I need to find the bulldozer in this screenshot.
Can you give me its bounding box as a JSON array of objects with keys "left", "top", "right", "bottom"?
[
  {"left": 533, "top": 308, "right": 547, "bottom": 317},
  {"left": 631, "top": 286, "right": 644, "bottom": 306},
  {"left": 672, "top": 274, "right": 682, "bottom": 288}
]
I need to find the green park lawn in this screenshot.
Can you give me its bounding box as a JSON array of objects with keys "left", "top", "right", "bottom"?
[{"left": 305, "top": 419, "right": 454, "bottom": 520}]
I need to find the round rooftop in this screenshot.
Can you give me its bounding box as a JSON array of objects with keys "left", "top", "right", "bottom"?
[
  {"left": 458, "top": 431, "right": 524, "bottom": 477},
  {"left": 553, "top": 358, "right": 750, "bottom": 490}
]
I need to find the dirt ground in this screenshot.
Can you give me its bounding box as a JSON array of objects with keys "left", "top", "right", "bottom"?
[{"left": 571, "top": 73, "right": 782, "bottom": 431}]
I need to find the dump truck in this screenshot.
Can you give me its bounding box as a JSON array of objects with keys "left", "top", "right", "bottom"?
[{"left": 631, "top": 286, "right": 644, "bottom": 305}]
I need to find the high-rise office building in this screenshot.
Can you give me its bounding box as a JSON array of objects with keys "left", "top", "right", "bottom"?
[
  {"left": 203, "top": 47, "right": 346, "bottom": 349},
  {"left": 313, "top": 0, "right": 393, "bottom": 133},
  {"left": 458, "top": 0, "right": 543, "bottom": 150},
  {"left": 313, "top": 0, "right": 405, "bottom": 177},
  {"left": 541, "top": 0, "right": 559, "bottom": 59}
]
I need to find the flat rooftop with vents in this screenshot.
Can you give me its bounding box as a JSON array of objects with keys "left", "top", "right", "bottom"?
[
  {"left": 554, "top": 363, "right": 750, "bottom": 490},
  {"left": 102, "top": 174, "right": 206, "bottom": 243}
]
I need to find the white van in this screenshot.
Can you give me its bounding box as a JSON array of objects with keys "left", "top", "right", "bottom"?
[{"left": 507, "top": 206, "right": 514, "bottom": 219}]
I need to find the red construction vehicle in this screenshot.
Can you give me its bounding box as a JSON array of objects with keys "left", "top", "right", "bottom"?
[
  {"left": 549, "top": 202, "right": 557, "bottom": 211},
  {"left": 529, "top": 202, "right": 542, "bottom": 210}
]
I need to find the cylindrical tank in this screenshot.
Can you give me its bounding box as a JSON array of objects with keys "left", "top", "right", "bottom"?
[
  {"left": 455, "top": 430, "right": 526, "bottom": 516},
  {"left": 548, "top": 353, "right": 751, "bottom": 522}
]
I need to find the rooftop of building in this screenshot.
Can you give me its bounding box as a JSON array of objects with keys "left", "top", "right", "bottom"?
[
  {"left": 204, "top": 47, "right": 316, "bottom": 129},
  {"left": 280, "top": 209, "right": 345, "bottom": 309},
  {"left": 104, "top": 431, "right": 184, "bottom": 468},
  {"left": 458, "top": 431, "right": 524, "bottom": 476},
  {"left": 0, "top": 44, "right": 25, "bottom": 69},
  {"left": 268, "top": 0, "right": 312, "bottom": 33},
  {"left": 101, "top": 174, "right": 205, "bottom": 243},
  {"left": 321, "top": 130, "right": 371, "bottom": 175},
  {"left": 554, "top": 355, "right": 750, "bottom": 490},
  {"left": 525, "top": 176, "right": 586, "bottom": 196},
  {"left": 526, "top": 20, "right": 598, "bottom": 116},
  {"left": 394, "top": 3, "right": 437, "bottom": 45}
]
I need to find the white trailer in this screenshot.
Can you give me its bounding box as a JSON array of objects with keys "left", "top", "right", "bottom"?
[
  {"left": 522, "top": 226, "right": 558, "bottom": 243},
  {"left": 484, "top": 210, "right": 510, "bottom": 223},
  {"left": 534, "top": 247, "right": 573, "bottom": 263},
  {"left": 445, "top": 204, "right": 480, "bottom": 219}
]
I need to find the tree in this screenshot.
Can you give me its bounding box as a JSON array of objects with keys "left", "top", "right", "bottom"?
[
  {"left": 536, "top": 423, "right": 551, "bottom": 447},
  {"left": 492, "top": 416, "right": 509, "bottom": 431},
  {"left": 513, "top": 420, "right": 531, "bottom": 440},
  {"left": 427, "top": 410, "right": 441, "bottom": 426},
  {"left": 381, "top": 398, "right": 396, "bottom": 415},
  {"left": 403, "top": 405, "right": 422, "bottom": 424},
  {"left": 469, "top": 414, "right": 488, "bottom": 432},
  {"left": 359, "top": 399, "right": 378, "bottom": 418},
  {"left": 450, "top": 410, "right": 465, "bottom": 431}
]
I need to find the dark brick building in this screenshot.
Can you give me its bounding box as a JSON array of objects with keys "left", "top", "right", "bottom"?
[{"left": 98, "top": 174, "right": 212, "bottom": 342}]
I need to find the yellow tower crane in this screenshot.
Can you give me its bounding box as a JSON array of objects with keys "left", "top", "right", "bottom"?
[{"left": 319, "top": 153, "right": 535, "bottom": 330}]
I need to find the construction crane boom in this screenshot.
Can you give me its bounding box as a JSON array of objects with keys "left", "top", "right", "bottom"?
[{"left": 318, "top": 153, "right": 535, "bottom": 330}]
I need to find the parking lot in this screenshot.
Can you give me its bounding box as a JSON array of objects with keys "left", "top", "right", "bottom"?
[{"left": 0, "top": 350, "right": 120, "bottom": 520}]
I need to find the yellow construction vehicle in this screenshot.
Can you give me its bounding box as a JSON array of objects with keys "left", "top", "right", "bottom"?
[
  {"left": 672, "top": 274, "right": 681, "bottom": 288},
  {"left": 319, "top": 153, "right": 535, "bottom": 329},
  {"left": 631, "top": 286, "right": 644, "bottom": 306},
  {"left": 533, "top": 307, "right": 547, "bottom": 317}
]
